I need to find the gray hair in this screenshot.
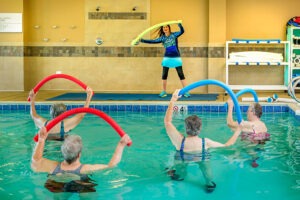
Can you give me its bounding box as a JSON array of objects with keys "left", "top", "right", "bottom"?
[
  {"left": 61, "top": 135, "right": 82, "bottom": 164},
  {"left": 184, "top": 115, "right": 202, "bottom": 136},
  {"left": 50, "top": 103, "right": 66, "bottom": 119}
]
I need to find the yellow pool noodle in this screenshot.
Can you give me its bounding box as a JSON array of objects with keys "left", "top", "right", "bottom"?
[{"left": 131, "top": 20, "right": 182, "bottom": 46}]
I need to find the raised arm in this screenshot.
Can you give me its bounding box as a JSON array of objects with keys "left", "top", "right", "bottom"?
[
  {"left": 224, "top": 125, "right": 242, "bottom": 146},
  {"left": 173, "top": 23, "right": 184, "bottom": 37},
  {"left": 140, "top": 37, "right": 163, "bottom": 44},
  {"left": 31, "top": 127, "right": 58, "bottom": 173},
  {"left": 29, "top": 90, "right": 47, "bottom": 128},
  {"left": 164, "top": 89, "right": 184, "bottom": 149},
  {"left": 83, "top": 134, "right": 132, "bottom": 172},
  {"left": 64, "top": 87, "right": 93, "bottom": 131},
  {"left": 227, "top": 98, "right": 239, "bottom": 131}
]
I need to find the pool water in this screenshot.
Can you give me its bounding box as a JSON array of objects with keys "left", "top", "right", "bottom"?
[{"left": 0, "top": 110, "right": 299, "bottom": 199}]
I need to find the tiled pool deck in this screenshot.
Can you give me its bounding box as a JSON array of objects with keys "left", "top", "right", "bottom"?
[{"left": 1, "top": 101, "right": 299, "bottom": 120}]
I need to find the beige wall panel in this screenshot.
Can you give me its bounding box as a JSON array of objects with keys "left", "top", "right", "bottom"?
[
  {"left": 24, "top": 0, "right": 85, "bottom": 43},
  {"left": 0, "top": 57, "right": 23, "bottom": 91},
  {"left": 208, "top": 58, "right": 226, "bottom": 93},
  {"left": 85, "top": 20, "right": 150, "bottom": 46},
  {"left": 228, "top": 66, "right": 284, "bottom": 85},
  {"left": 226, "top": 0, "right": 300, "bottom": 40},
  {"left": 182, "top": 58, "right": 208, "bottom": 93},
  {"left": 24, "top": 57, "right": 207, "bottom": 93},
  {"left": 150, "top": 0, "right": 208, "bottom": 45},
  {"left": 85, "top": 0, "right": 148, "bottom": 12}
]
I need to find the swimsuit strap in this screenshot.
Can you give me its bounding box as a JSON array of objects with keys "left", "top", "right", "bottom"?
[
  {"left": 179, "top": 137, "right": 186, "bottom": 161},
  {"left": 201, "top": 138, "right": 205, "bottom": 161},
  {"left": 44, "top": 120, "right": 49, "bottom": 126},
  {"left": 72, "top": 164, "right": 84, "bottom": 174},
  {"left": 180, "top": 137, "right": 185, "bottom": 152},
  {"left": 60, "top": 121, "right": 65, "bottom": 140},
  {"left": 51, "top": 163, "right": 84, "bottom": 175}
]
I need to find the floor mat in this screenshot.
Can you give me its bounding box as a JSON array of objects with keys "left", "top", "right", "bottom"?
[{"left": 47, "top": 93, "right": 219, "bottom": 101}]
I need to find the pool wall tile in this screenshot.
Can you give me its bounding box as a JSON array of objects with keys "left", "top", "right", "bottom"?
[
  {"left": 117, "top": 105, "right": 125, "bottom": 111},
  {"left": 148, "top": 105, "right": 157, "bottom": 112},
  {"left": 188, "top": 105, "right": 195, "bottom": 112},
  {"left": 109, "top": 105, "right": 118, "bottom": 112},
  {"left": 132, "top": 105, "right": 141, "bottom": 112},
  {"left": 273, "top": 106, "right": 281, "bottom": 112},
  {"left": 102, "top": 105, "right": 109, "bottom": 112},
  {"left": 157, "top": 105, "right": 167, "bottom": 112},
  {"left": 125, "top": 105, "right": 133, "bottom": 112},
  {"left": 265, "top": 106, "right": 274, "bottom": 112},
  {"left": 94, "top": 105, "right": 102, "bottom": 110},
  {"left": 18, "top": 104, "right": 25, "bottom": 111},
  {"left": 0, "top": 103, "right": 297, "bottom": 120},
  {"left": 210, "top": 105, "right": 219, "bottom": 112},
  {"left": 218, "top": 105, "right": 227, "bottom": 112},
  {"left": 203, "top": 105, "right": 211, "bottom": 112},
  {"left": 11, "top": 104, "right": 18, "bottom": 110},
  {"left": 194, "top": 106, "right": 202, "bottom": 112},
  {"left": 141, "top": 105, "right": 149, "bottom": 112}
]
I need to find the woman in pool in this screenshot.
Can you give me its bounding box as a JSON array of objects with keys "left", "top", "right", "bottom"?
[
  {"left": 28, "top": 87, "right": 93, "bottom": 141},
  {"left": 139, "top": 22, "right": 190, "bottom": 98},
  {"left": 226, "top": 98, "right": 269, "bottom": 167},
  {"left": 164, "top": 89, "right": 242, "bottom": 193},
  {"left": 31, "top": 127, "right": 131, "bottom": 192}
]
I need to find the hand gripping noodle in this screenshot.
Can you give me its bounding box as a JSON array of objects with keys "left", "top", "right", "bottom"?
[
  {"left": 33, "top": 107, "right": 132, "bottom": 146},
  {"left": 179, "top": 79, "right": 243, "bottom": 123},
  {"left": 131, "top": 20, "right": 182, "bottom": 46},
  {"left": 27, "top": 74, "right": 91, "bottom": 101}
]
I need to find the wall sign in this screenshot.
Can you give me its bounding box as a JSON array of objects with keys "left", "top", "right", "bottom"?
[{"left": 0, "top": 13, "right": 22, "bottom": 33}]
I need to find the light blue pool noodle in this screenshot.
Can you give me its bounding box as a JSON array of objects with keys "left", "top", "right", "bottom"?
[
  {"left": 179, "top": 79, "right": 243, "bottom": 123},
  {"left": 223, "top": 88, "right": 259, "bottom": 110},
  {"left": 235, "top": 88, "right": 259, "bottom": 102}
]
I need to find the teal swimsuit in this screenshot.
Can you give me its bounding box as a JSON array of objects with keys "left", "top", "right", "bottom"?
[
  {"left": 175, "top": 137, "right": 211, "bottom": 162},
  {"left": 44, "top": 120, "right": 66, "bottom": 141}
]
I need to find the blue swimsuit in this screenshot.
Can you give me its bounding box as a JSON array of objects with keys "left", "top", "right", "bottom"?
[{"left": 175, "top": 137, "right": 211, "bottom": 162}]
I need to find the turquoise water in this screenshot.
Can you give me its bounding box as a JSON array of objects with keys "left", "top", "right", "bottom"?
[{"left": 0, "top": 110, "right": 299, "bottom": 199}]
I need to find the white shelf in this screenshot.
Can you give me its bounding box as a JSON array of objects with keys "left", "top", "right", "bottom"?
[
  {"left": 291, "top": 45, "right": 300, "bottom": 50},
  {"left": 225, "top": 40, "right": 291, "bottom": 91},
  {"left": 228, "top": 85, "right": 288, "bottom": 90},
  {"left": 226, "top": 61, "right": 289, "bottom": 66}
]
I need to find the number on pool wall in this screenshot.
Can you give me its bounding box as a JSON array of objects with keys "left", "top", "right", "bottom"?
[{"left": 173, "top": 105, "right": 187, "bottom": 115}]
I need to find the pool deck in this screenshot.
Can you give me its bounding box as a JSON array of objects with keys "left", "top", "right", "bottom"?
[
  {"left": 0, "top": 90, "right": 299, "bottom": 117},
  {"left": 0, "top": 90, "right": 295, "bottom": 103}
]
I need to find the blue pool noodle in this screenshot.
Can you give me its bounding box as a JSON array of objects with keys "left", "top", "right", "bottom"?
[
  {"left": 223, "top": 88, "right": 259, "bottom": 110},
  {"left": 235, "top": 88, "right": 259, "bottom": 102},
  {"left": 179, "top": 79, "right": 243, "bottom": 123}
]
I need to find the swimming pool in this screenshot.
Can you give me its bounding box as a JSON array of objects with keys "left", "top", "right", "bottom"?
[{"left": 0, "top": 103, "right": 299, "bottom": 199}]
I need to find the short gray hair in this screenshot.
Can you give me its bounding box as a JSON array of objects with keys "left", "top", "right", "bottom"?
[
  {"left": 184, "top": 115, "right": 202, "bottom": 136},
  {"left": 61, "top": 135, "right": 82, "bottom": 164}
]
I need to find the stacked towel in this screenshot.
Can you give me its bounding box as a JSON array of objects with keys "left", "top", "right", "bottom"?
[{"left": 229, "top": 51, "right": 283, "bottom": 62}]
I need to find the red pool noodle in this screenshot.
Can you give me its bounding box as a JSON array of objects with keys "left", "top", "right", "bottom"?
[
  {"left": 27, "top": 74, "right": 89, "bottom": 101},
  {"left": 33, "top": 107, "right": 132, "bottom": 146}
]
